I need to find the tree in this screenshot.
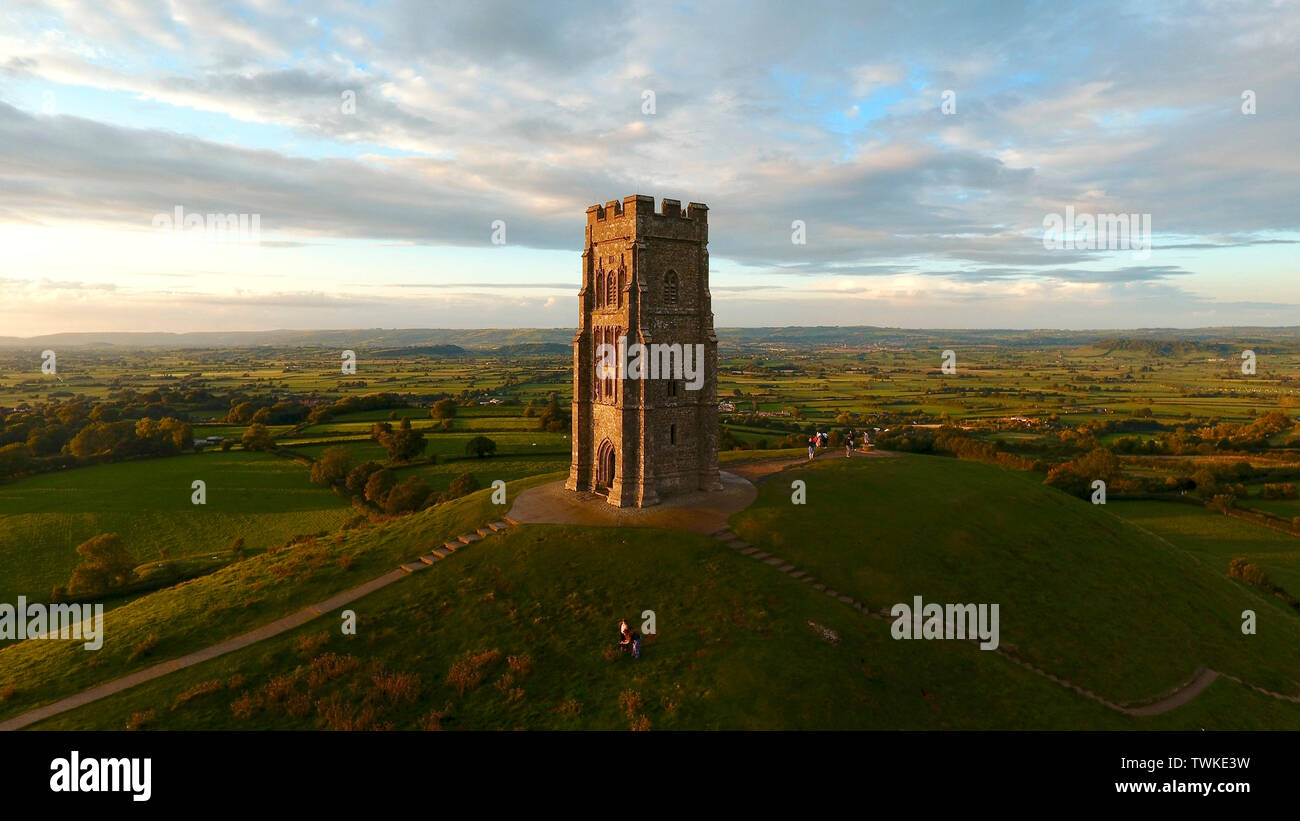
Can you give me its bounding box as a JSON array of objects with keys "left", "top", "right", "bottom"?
[
  {"left": 242, "top": 423, "right": 274, "bottom": 452},
  {"left": 430, "top": 399, "right": 458, "bottom": 420},
  {"left": 465, "top": 435, "right": 497, "bottom": 458},
  {"left": 373, "top": 418, "right": 426, "bottom": 462},
  {"left": 1073, "top": 447, "right": 1119, "bottom": 483},
  {"left": 442, "top": 472, "right": 481, "bottom": 502},
  {"left": 311, "top": 446, "right": 353, "bottom": 487},
  {"left": 364, "top": 468, "right": 397, "bottom": 506},
  {"left": 0, "top": 442, "right": 32, "bottom": 478},
  {"left": 384, "top": 476, "right": 433, "bottom": 514},
  {"left": 537, "top": 396, "right": 570, "bottom": 433},
  {"left": 345, "top": 461, "right": 383, "bottom": 495},
  {"left": 67, "top": 533, "right": 138, "bottom": 596}
]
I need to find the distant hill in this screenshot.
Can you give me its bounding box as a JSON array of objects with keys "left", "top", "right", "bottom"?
[{"left": 2, "top": 326, "right": 1299, "bottom": 351}]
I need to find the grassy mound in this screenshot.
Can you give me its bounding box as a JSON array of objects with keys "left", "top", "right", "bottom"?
[
  {"left": 0, "top": 472, "right": 557, "bottom": 721},
  {"left": 35, "top": 523, "right": 1139, "bottom": 731}
]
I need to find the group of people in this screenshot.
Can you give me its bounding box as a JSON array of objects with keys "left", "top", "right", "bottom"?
[{"left": 807, "top": 429, "right": 868, "bottom": 460}]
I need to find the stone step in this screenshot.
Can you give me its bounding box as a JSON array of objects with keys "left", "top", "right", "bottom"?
[
  {"left": 489, "top": 521, "right": 510, "bottom": 531},
  {"left": 458, "top": 533, "right": 482, "bottom": 545},
  {"left": 725, "top": 539, "right": 749, "bottom": 550},
  {"left": 812, "top": 583, "right": 826, "bottom": 591},
  {"left": 714, "top": 529, "right": 736, "bottom": 541},
  {"left": 778, "top": 563, "right": 795, "bottom": 573},
  {"left": 504, "top": 517, "right": 521, "bottom": 526},
  {"left": 443, "top": 541, "right": 462, "bottom": 552},
  {"left": 419, "top": 554, "right": 440, "bottom": 565},
  {"left": 476, "top": 528, "right": 492, "bottom": 538},
  {"left": 763, "top": 557, "right": 784, "bottom": 567},
  {"left": 711, "top": 527, "right": 732, "bottom": 538},
  {"left": 750, "top": 551, "right": 770, "bottom": 560},
  {"left": 432, "top": 547, "right": 453, "bottom": 558},
  {"left": 400, "top": 561, "right": 428, "bottom": 573},
  {"left": 790, "top": 571, "right": 807, "bottom": 579},
  {"left": 739, "top": 547, "right": 759, "bottom": 556}
]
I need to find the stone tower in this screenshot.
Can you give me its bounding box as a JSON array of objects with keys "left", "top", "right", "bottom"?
[{"left": 565, "top": 194, "right": 722, "bottom": 507}]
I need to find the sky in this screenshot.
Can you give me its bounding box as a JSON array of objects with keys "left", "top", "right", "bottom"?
[{"left": 0, "top": 0, "right": 1297, "bottom": 335}]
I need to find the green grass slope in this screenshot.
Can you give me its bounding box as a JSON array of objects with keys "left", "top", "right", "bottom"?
[
  {"left": 31, "top": 523, "right": 1135, "bottom": 730},
  {"left": 1110, "top": 501, "right": 1300, "bottom": 595},
  {"left": 729, "top": 454, "right": 1300, "bottom": 703},
  {"left": 30, "top": 518, "right": 1300, "bottom": 730},
  {"left": 0, "top": 473, "right": 557, "bottom": 721}
]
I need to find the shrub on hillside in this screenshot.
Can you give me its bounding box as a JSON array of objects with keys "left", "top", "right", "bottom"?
[
  {"left": 310, "top": 446, "right": 352, "bottom": 487},
  {"left": 67, "top": 532, "right": 138, "bottom": 596},
  {"left": 364, "top": 469, "right": 396, "bottom": 506},
  {"left": 383, "top": 476, "right": 434, "bottom": 515},
  {"left": 1229, "top": 557, "right": 1300, "bottom": 609},
  {"left": 345, "top": 461, "right": 383, "bottom": 495},
  {"left": 439, "top": 472, "right": 481, "bottom": 504}
]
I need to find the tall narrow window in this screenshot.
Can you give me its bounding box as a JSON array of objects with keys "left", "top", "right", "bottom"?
[
  {"left": 670, "top": 424, "right": 677, "bottom": 445},
  {"left": 595, "top": 272, "right": 605, "bottom": 308},
  {"left": 617, "top": 267, "right": 626, "bottom": 308},
  {"left": 664, "top": 271, "right": 679, "bottom": 305},
  {"left": 606, "top": 271, "right": 617, "bottom": 306}
]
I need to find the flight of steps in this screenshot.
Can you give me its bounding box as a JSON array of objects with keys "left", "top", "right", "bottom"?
[
  {"left": 398, "top": 519, "right": 516, "bottom": 573},
  {"left": 709, "top": 526, "right": 878, "bottom": 618}
]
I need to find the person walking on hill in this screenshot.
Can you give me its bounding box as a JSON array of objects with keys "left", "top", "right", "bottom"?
[
  {"left": 808, "top": 435, "right": 816, "bottom": 461},
  {"left": 618, "top": 619, "right": 641, "bottom": 659},
  {"left": 845, "top": 431, "right": 854, "bottom": 457}
]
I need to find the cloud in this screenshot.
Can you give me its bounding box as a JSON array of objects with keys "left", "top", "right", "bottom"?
[{"left": 0, "top": 0, "right": 1298, "bottom": 331}]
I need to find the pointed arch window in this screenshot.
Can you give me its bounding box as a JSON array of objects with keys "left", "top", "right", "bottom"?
[
  {"left": 606, "top": 270, "right": 617, "bottom": 306},
  {"left": 595, "top": 271, "right": 605, "bottom": 308}
]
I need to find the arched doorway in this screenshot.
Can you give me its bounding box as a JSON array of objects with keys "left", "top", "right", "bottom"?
[{"left": 596, "top": 439, "right": 616, "bottom": 493}]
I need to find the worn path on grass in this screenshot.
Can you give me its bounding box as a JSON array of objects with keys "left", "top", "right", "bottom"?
[
  {"left": 0, "top": 522, "right": 514, "bottom": 731},
  {"left": 706, "top": 454, "right": 1300, "bottom": 718}
]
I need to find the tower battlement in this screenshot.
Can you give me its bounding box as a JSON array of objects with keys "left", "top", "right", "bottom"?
[{"left": 586, "top": 194, "right": 708, "bottom": 226}]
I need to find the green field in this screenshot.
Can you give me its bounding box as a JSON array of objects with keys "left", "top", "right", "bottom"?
[{"left": 0, "top": 451, "right": 353, "bottom": 602}]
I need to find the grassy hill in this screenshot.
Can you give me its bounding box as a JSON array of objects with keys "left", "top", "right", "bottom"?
[
  {"left": 0, "top": 472, "right": 556, "bottom": 721},
  {"left": 21, "top": 523, "right": 1136, "bottom": 731},
  {"left": 729, "top": 454, "right": 1300, "bottom": 703},
  {"left": 8, "top": 452, "right": 1300, "bottom": 729}
]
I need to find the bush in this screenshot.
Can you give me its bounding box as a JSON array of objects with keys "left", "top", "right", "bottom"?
[
  {"left": 241, "top": 423, "right": 274, "bottom": 452},
  {"left": 430, "top": 398, "right": 457, "bottom": 420},
  {"left": 364, "top": 469, "right": 396, "bottom": 506},
  {"left": 383, "top": 476, "right": 433, "bottom": 515},
  {"left": 465, "top": 435, "right": 497, "bottom": 458},
  {"left": 1207, "top": 494, "right": 1237, "bottom": 514},
  {"left": 345, "top": 461, "right": 383, "bottom": 495},
  {"left": 310, "top": 446, "right": 352, "bottom": 487},
  {"left": 67, "top": 533, "right": 138, "bottom": 596},
  {"left": 441, "top": 472, "right": 481, "bottom": 503},
  {"left": 1260, "top": 482, "right": 1298, "bottom": 500},
  {"left": 372, "top": 418, "right": 426, "bottom": 462},
  {"left": 447, "top": 649, "right": 501, "bottom": 695}
]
